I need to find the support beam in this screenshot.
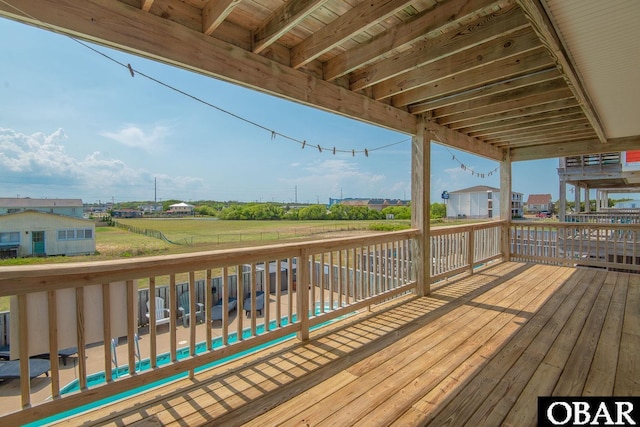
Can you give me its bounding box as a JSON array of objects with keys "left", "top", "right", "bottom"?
[
  {"left": 500, "top": 149, "right": 511, "bottom": 261},
  {"left": 558, "top": 162, "right": 566, "bottom": 221},
  {"left": 510, "top": 135, "right": 640, "bottom": 161},
  {"left": 425, "top": 119, "right": 504, "bottom": 162},
  {"left": 411, "top": 116, "right": 431, "bottom": 296}
]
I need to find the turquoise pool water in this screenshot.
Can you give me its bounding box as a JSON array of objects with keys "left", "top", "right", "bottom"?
[{"left": 28, "top": 307, "right": 349, "bottom": 426}]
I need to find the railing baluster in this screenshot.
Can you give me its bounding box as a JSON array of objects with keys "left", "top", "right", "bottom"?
[
  {"left": 76, "top": 287, "right": 87, "bottom": 390},
  {"left": 264, "top": 259, "right": 271, "bottom": 331},
  {"left": 237, "top": 265, "right": 244, "bottom": 342},
  {"left": 47, "top": 290, "right": 60, "bottom": 398},
  {"left": 169, "top": 275, "right": 177, "bottom": 362},
  {"left": 18, "top": 294, "right": 30, "bottom": 408},
  {"left": 287, "top": 259, "right": 294, "bottom": 325},
  {"left": 126, "top": 280, "right": 136, "bottom": 377},
  {"left": 102, "top": 283, "right": 112, "bottom": 384},
  {"left": 149, "top": 277, "right": 157, "bottom": 368}
]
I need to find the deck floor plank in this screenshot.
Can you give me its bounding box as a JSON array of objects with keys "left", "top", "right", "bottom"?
[
  {"left": 422, "top": 267, "right": 593, "bottom": 426},
  {"left": 465, "top": 269, "right": 610, "bottom": 426},
  {"left": 582, "top": 272, "right": 628, "bottom": 395},
  {"left": 345, "top": 265, "right": 575, "bottom": 427},
  {"left": 615, "top": 272, "right": 640, "bottom": 395},
  {"left": 44, "top": 263, "right": 639, "bottom": 427},
  {"left": 313, "top": 272, "right": 538, "bottom": 426}
]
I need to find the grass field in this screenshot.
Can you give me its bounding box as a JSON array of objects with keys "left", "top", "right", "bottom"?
[{"left": 0, "top": 219, "right": 408, "bottom": 311}]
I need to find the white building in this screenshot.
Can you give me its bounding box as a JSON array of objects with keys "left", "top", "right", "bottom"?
[
  {"left": 614, "top": 200, "right": 640, "bottom": 209},
  {"left": 0, "top": 211, "right": 95, "bottom": 258},
  {"left": 167, "top": 202, "right": 195, "bottom": 215},
  {"left": 445, "top": 186, "right": 523, "bottom": 219}
]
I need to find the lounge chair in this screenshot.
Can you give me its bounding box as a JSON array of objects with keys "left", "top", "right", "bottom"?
[
  {"left": 243, "top": 291, "right": 265, "bottom": 317},
  {"left": 146, "top": 296, "right": 171, "bottom": 327},
  {"left": 178, "top": 291, "right": 204, "bottom": 327},
  {"left": 0, "top": 359, "right": 50, "bottom": 380},
  {"left": 211, "top": 297, "right": 237, "bottom": 322},
  {"left": 0, "top": 346, "right": 77, "bottom": 366}
]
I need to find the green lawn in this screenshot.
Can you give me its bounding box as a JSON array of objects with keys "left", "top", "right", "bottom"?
[{"left": 0, "top": 219, "right": 403, "bottom": 311}]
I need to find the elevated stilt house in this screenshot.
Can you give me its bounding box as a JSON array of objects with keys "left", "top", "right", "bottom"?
[{"left": 1, "top": 1, "right": 639, "bottom": 425}]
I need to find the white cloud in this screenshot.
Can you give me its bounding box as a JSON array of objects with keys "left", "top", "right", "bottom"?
[
  {"left": 0, "top": 128, "right": 205, "bottom": 201},
  {"left": 100, "top": 123, "right": 170, "bottom": 151}
]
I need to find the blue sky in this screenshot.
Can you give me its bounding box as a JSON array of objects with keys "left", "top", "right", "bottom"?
[{"left": 1, "top": 17, "right": 566, "bottom": 205}]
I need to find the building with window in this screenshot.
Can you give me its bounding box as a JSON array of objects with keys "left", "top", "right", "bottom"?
[
  {"left": 445, "top": 186, "right": 523, "bottom": 219},
  {"left": 0, "top": 198, "right": 95, "bottom": 258},
  {"left": 167, "top": 202, "right": 195, "bottom": 215},
  {"left": 525, "top": 194, "right": 553, "bottom": 214}
]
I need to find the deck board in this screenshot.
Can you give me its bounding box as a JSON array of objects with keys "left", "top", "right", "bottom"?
[{"left": 49, "top": 263, "right": 639, "bottom": 426}]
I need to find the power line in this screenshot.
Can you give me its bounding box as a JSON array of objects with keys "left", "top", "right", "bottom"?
[{"left": 1, "top": 0, "right": 410, "bottom": 158}]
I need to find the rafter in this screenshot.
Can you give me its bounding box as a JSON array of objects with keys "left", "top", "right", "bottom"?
[
  {"left": 425, "top": 120, "right": 504, "bottom": 161},
  {"left": 390, "top": 48, "right": 553, "bottom": 108},
  {"left": 202, "top": 0, "right": 241, "bottom": 36},
  {"left": 349, "top": 3, "right": 529, "bottom": 91},
  {"left": 324, "top": 0, "right": 507, "bottom": 81},
  {"left": 141, "top": 0, "right": 155, "bottom": 12},
  {"left": 252, "top": 0, "right": 329, "bottom": 54},
  {"left": 290, "top": 0, "right": 415, "bottom": 69}
]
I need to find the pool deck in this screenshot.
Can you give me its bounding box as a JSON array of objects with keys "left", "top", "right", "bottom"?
[
  {"left": 32, "top": 262, "right": 640, "bottom": 426},
  {"left": 0, "top": 291, "right": 297, "bottom": 417}
]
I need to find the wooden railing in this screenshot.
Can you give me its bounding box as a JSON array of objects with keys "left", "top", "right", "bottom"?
[
  {"left": 565, "top": 212, "right": 640, "bottom": 224},
  {"left": 510, "top": 221, "right": 639, "bottom": 272},
  {"left": 0, "top": 229, "right": 418, "bottom": 425},
  {"left": 430, "top": 221, "right": 505, "bottom": 282}
]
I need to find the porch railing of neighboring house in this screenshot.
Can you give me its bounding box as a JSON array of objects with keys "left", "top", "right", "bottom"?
[
  {"left": 510, "top": 221, "right": 639, "bottom": 272},
  {"left": 565, "top": 211, "right": 640, "bottom": 224}
]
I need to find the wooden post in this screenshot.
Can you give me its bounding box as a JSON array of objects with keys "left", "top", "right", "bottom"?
[
  {"left": 411, "top": 115, "right": 431, "bottom": 296},
  {"left": 500, "top": 149, "right": 512, "bottom": 261}
]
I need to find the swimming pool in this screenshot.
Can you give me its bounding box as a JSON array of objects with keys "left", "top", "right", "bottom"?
[{"left": 30, "top": 306, "right": 351, "bottom": 426}]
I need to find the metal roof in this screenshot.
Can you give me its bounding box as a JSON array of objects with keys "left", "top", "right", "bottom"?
[{"left": 0, "top": 198, "right": 83, "bottom": 208}]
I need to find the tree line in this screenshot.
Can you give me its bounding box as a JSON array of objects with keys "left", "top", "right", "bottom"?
[{"left": 111, "top": 200, "right": 449, "bottom": 221}]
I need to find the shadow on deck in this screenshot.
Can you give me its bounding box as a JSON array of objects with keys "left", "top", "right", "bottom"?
[{"left": 49, "top": 262, "right": 639, "bottom": 426}]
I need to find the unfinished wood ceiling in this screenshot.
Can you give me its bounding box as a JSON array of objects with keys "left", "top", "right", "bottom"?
[{"left": 1, "top": 0, "right": 639, "bottom": 162}]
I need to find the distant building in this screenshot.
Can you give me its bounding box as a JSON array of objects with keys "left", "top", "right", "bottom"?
[
  {"left": 614, "top": 200, "right": 640, "bottom": 209},
  {"left": 0, "top": 197, "right": 83, "bottom": 218},
  {"left": 445, "top": 186, "right": 523, "bottom": 219},
  {"left": 0, "top": 198, "right": 95, "bottom": 258},
  {"left": 167, "top": 202, "right": 195, "bottom": 215},
  {"left": 112, "top": 209, "right": 143, "bottom": 218},
  {"left": 525, "top": 194, "right": 553, "bottom": 213}
]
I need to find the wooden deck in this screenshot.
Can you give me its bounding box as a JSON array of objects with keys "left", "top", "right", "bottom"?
[{"left": 53, "top": 262, "right": 639, "bottom": 426}]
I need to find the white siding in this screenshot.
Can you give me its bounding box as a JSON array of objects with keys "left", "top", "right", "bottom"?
[{"left": 0, "top": 211, "right": 95, "bottom": 257}]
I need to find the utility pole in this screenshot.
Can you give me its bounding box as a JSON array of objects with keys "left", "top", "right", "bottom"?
[{"left": 295, "top": 185, "right": 298, "bottom": 204}]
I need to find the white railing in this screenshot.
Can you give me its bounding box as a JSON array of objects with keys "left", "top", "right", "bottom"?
[
  {"left": 510, "top": 221, "right": 639, "bottom": 272},
  {"left": 0, "top": 229, "right": 418, "bottom": 425},
  {"left": 565, "top": 212, "right": 640, "bottom": 224},
  {"left": 430, "top": 221, "right": 505, "bottom": 282}
]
